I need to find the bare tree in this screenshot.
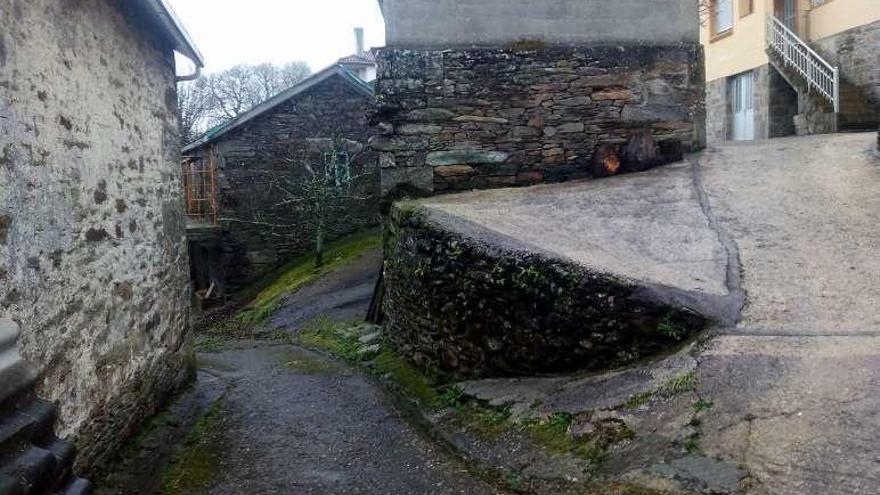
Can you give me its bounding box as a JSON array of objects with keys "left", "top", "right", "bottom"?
[
  {"left": 178, "top": 61, "right": 312, "bottom": 145},
  {"left": 225, "top": 138, "right": 377, "bottom": 268},
  {"left": 178, "top": 76, "right": 213, "bottom": 145},
  {"left": 698, "top": 0, "right": 712, "bottom": 27}
]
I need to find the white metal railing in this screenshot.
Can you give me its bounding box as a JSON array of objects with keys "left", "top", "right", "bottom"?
[{"left": 766, "top": 14, "right": 839, "bottom": 112}]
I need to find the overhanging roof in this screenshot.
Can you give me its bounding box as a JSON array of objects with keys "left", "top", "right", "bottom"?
[
  {"left": 182, "top": 64, "right": 374, "bottom": 153},
  {"left": 136, "top": 0, "right": 204, "bottom": 67}
]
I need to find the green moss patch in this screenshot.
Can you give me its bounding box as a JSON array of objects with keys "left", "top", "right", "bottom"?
[
  {"left": 160, "top": 400, "right": 226, "bottom": 495},
  {"left": 372, "top": 350, "right": 442, "bottom": 406},
  {"left": 295, "top": 316, "right": 367, "bottom": 362}
]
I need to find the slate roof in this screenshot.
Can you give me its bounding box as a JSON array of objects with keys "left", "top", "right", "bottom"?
[
  {"left": 338, "top": 51, "right": 377, "bottom": 65},
  {"left": 182, "top": 64, "right": 374, "bottom": 153}
]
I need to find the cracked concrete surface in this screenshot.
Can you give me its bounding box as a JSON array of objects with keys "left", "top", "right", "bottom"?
[{"left": 429, "top": 132, "right": 880, "bottom": 494}]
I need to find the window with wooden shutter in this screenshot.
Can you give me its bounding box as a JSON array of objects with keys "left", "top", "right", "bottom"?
[{"left": 739, "top": 0, "right": 754, "bottom": 17}]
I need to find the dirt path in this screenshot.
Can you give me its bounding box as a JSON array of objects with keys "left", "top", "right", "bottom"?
[
  {"left": 200, "top": 343, "right": 502, "bottom": 495},
  {"left": 269, "top": 249, "right": 382, "bottom": 331},
  {"left": 192, "top": 249, "right": 502, "bottom": 495}
]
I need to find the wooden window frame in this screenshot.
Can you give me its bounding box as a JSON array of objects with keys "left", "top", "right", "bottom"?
[{"left": 710, "top": 0, "right": 736, "bottom": 42}]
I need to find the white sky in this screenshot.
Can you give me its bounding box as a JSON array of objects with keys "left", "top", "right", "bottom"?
[{"left": 167, "top": 0, "right": 386, "bottom": 74}]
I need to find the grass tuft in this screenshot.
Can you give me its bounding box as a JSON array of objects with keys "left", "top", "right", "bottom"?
[
  {"left": 296, "top": 316, "right": 365, "bottom": 361},
  {"left": 659, "top": 372, "right": 697, "bottom": 397}
]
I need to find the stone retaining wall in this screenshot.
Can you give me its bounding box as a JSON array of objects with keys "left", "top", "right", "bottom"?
[
  {"left": 373, "top": 44, "right": 705, "bottom": 196},
  {"left": 383, "top": 206, "right": 707, "bottom": 377}
]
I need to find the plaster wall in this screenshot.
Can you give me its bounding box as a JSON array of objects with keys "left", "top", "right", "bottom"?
[{"left": 380, "top": 0, "right": 699, "bottom": 46}]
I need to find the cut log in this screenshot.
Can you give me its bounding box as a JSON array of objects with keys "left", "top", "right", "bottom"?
[
  {"left": 621, "top": 129, "right": 660, "bottom": 173},
  {"left": 590, "top": 144, "right": 621, "bottom": 178}
]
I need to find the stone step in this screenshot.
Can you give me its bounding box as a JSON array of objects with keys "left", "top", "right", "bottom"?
[
  {"left": 0, "top": 402, "right": 57, "bottom": 457},
  {"left": 53, "top": 479, "right": 91, "bottom": 495},
  {"left": 0, "top": 446, "right": 57, "bottom": 495},
  {"left": 42, "top": 439, "right": 74, "bottom": 490},
  {"left": 0, "top": 474, "right": 22, "bottom": 495}
]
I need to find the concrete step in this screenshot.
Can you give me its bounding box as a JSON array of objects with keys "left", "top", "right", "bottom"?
[{"left": 768, "top": 50, "right": 880, "bottom": 134}]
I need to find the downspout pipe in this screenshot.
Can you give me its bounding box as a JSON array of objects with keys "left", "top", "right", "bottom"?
[{"left": 176, "top": 60, "right": 201, "bottom": 82}]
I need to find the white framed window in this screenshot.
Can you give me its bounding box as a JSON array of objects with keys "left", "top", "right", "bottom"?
[
  {"left": 714, "top": 0, "right": 734, "bottom": 34},
  {"left": 322, "top": 151, "right": 351, "bottom": 187}
]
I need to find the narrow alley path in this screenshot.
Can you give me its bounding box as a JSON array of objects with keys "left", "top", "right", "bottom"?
[
  {"left": 199, "top": 343, "right": 502, "bottom": 495},
  {"left": 194, "top": 250, "right": 503, "bottom": 495}
]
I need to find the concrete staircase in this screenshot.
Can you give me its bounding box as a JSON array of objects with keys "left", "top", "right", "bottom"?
[
  {"left": 0, "top": 320, "right": 91, "bottom": 495},
  {"left": 768, "top": 52, "right": 880, "bottom": 134},
  {"left": 766, "top": 14, "right": 880, "bottom": 135}
]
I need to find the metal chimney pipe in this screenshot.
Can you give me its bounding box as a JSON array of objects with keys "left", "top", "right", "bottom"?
[{"left": 354, "top": 27, "right": 365, "bottom": 55}]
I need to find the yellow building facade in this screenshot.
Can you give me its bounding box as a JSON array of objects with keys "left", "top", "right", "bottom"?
[{"left": 701, "top": 0, "right": 880, "bottom": 142}]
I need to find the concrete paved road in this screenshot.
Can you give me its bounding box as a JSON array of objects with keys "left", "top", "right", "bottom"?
[
  {"left": 700, "top": 134, "right": 880, "bottom": 333},
  {"left": 416, "top": 132, "right": 880, "bottom": 495}
]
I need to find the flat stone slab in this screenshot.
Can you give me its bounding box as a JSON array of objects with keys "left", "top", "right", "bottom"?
[{"left": 416, "top": 161, "right": 733, "bottom": 321}]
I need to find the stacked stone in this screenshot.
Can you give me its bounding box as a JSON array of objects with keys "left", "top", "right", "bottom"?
[
  {"left": 199, "top": 75, "right": 380, "bottom": 291},
  {"left": 373, "top": 44, "right": 705, "bottom": 196},
  {"left": 0, "top": 320, "right": 92, "bottom": 495}
]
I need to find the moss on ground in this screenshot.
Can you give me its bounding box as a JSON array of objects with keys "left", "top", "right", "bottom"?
[
  {"left": 372, "top": 350, "right": 442, "bottom": 406},
  {"left": 618, "top": 371, "right": 699, "bottom": 411},
  {"left": 295, "top": 316, "right": 367, "bottom": 362},
  {"left": 293, "top": 317, "right": 653, "bottom": 489},
  {"left": 160, "top": 400, "right": 226, "bottom": 495},
  {"left": 235, "top": 230, "right": 380, "bottom": 327}
]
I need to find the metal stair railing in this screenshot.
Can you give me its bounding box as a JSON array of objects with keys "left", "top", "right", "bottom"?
[{"left": 767, "top": 14, "right": 839, "bottom": 112}]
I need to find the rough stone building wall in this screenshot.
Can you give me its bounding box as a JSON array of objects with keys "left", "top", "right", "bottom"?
[
  {"left": 195, "top": 75, "right": 379, "bottom": 290},
  {"left": 813, "top": 20, "right": 880, "bottom": 106},
  {"left": 704, "top": 64, "right": 798, "bottom": 144},
  {"left": 705, "top": 78, "right": 729, "bottom": 143},
  {"left": 0, "top": 0, "right": 191, "bottom": 472},
  {"left": 374, "top": 45, "right": 705, "bottom": 195}
]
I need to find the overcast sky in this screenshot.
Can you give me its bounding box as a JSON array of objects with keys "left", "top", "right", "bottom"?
[{"left": 167, "top": 0, "right": 386, "bottom": 74}]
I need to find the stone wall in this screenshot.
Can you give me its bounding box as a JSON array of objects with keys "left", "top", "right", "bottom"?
[
  {"left": 705, "top": 64, "right": 799, "bottom": 144},
  {"left": 195, "top": 74, "right": 379, "bottom": 291},
  {"left": 813, "top": 20, "right": 880, "bottom": 107},
  {"left": 374, "top": 45, "right": 705, "bottom": 195},
  {"left": 0, "top": 0, "right": 191, "bottom": 472},
  {"left": 768, "top": 66, "right": 798, "bottom": 138},
  {"left": 705, "top": 78, "right": 728, "bottom": 144},
  {"left": 383, "top": 206, "right": 707, "bottom": 377}
]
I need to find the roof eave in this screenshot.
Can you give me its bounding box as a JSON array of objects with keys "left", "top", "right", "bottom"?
[{"left": 139, "top": 0, "right": 205, "bottom": 67}]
